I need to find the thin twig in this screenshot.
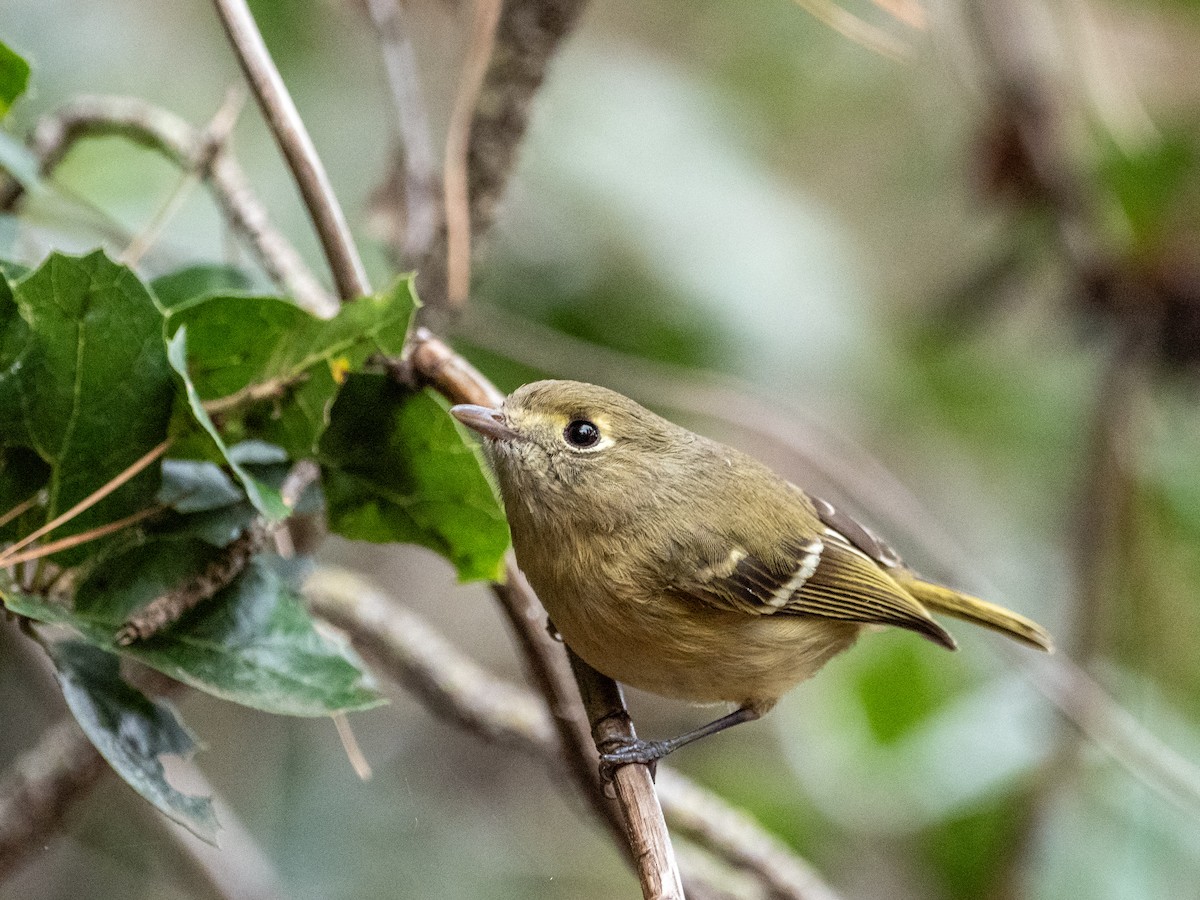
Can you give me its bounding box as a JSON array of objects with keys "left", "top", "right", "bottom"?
[
  {"left": 391, "top": 0, "right": 589, "bottom": 313},
  {"left": 443, "top": 0, "right": 503, "bottom": 311},
  {"left": 120, "top": 88, "right": 247, "bottom": 267},
  {"left": 211, "top": 0, "right": 370, "bottom": 303},
  {"left": 0, "top": 504, "right": 163, "bottom": 568},
  {"left": 790, "top": 0, "right": 911, "bottom": 60},
  {"left": 363, "top": 0, "right": 440, "bottom": 261},
  {"left": 0, "top": 95, "right": 334, "bottom": 315},
  {"left": 0, "top": 493, "right": 45, "bottom": 532},
  {"left": 304, "top": 568, "right": 838, "bottom": 900},
  {"left": 201, "top": 372, "right": 310, "bottom": 419},
  {"left": 0, "top": 439, "right": 171, "bottom": 568}
]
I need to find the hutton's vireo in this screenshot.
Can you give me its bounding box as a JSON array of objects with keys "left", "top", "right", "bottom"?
[{"left": 451, "top": 381, "right": 1052, "bottom": 773}]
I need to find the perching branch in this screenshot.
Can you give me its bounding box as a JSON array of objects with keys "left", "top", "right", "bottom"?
[
  {"left": 304, "top": 568, "right": 841, "bottom": 900},
  {"left": 0, "top": 95, "right": 334, "bottom": 316},
  {"left": 210, "top": 2, "right": 682, "bottom": 892},
  {"left": 211, "top": 0, "right": 370, "bottom": 303},
  {"left": 568, "top": 650, "right": 686, "bottom": 900}
]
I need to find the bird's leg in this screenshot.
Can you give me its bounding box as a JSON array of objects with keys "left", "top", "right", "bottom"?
[{"left": 598, "top": 706, "right": 761, "bottom": 781}]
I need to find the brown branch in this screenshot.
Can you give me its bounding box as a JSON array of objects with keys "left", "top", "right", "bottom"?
[
  {"left": 654, "top": 770, "right": 842, "bottom": 900},
  {"left": 0, "top": 95, "right": 334, "bottom": 316},
  {"left": 0, "top": 719, "right": 105, "bottom": 883},
  {"left": 208, "top": 0, "right": 677, "bottom": 885},
  {"left": 201, "top": 372, "right": 311, "bottom": 419},
  {"left": 211, "top": 0, "right": 370, "bottom": 303},
  {"left": 116, "top": 520, "right": 267, "bottom": 645},
  {"left": 304, "top": 568, "right": 839, "bottom": 900},
  {"left": 402, "top": 329, "right": 686, "bottom": 893},
  {"left": 568, "top": 650, "right": 685, "bottom": 900},
  {"left": 362, "top": 0, "right": 440, "bottom": 261},
  {"left": 443, "top": 0, "right": 504, "bottom": 312},
  {"left": 402, "top": 0, "right": 589, "bottom": 315},
  {"left": 0, "top": 439, "right": 172, "bottom": 569}
]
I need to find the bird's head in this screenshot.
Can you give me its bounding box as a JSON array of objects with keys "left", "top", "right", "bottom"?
[{"left": 451, "top": 380, "right": 695, "bottom": 524}]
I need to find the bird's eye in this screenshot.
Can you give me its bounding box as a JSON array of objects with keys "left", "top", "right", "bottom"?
[{"left": 563, "top": 419, "right": 601, "bottom": 448}]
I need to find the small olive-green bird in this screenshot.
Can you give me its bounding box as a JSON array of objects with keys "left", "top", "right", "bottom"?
[{"left": 451, "top": 380, "right": 1053, "bottom": 772}]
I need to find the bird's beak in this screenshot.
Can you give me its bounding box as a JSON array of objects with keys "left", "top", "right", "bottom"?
[{"left": 450, "top": 404, "right": 524, "bottom": 443}]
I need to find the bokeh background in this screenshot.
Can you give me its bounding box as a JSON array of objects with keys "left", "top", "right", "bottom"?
[{"left": 3, "top": 0, "right": 1200, "bottom": 897}]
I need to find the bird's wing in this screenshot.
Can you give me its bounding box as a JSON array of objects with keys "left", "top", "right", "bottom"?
[{"left": 666, "top": 496, "right": 956, "bottom": 649}]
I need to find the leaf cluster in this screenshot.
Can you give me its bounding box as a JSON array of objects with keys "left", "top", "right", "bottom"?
[{"left": 0, "top": 251, "right": 509, "bottom": 838}]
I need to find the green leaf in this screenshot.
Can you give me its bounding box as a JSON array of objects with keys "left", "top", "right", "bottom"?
[
  {"left": 319, "top": 373, "right": 510, "bottom": 582},
  {"left": 1100, "top": 131, "right": 1194, "bottom": 253},
  {"left": 167, "top": 329, "right": 288, "bottom": 521},
  {"left": 0, "top": 446, "right": 48, "bottom": 541},
  {"left": 150, "top": 264, "right": 255, "bottom": 309},
  {"left": 43, "top": 639, "right": 218, "bottom": 842},
  {"left": 0, "top": 40, "right": 30, "bottom": 118},
  {"left": 0, "top": 251, "right": 175, "bottom": 560},
  {"left": 3, "top": 549, "right": 382, "bottom": 716},
  {"left": 164, "top": 275, "right": 416, "bottom": 458}
]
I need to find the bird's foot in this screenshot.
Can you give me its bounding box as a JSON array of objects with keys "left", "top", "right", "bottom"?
[{"left": 597, "top": 737, "right": 670, "bottom": 782}]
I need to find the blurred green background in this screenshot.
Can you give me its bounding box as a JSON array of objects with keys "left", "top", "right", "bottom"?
[{"left": 3, "top": 0, "right": 1200, "bottom": 897}]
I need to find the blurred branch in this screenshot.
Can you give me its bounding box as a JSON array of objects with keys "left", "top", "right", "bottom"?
[
  {"left": 211, "top": 0, "right": 370, "bottom": 303},
  {"left": 789, "top": 0, "right": 911, "bottom": 60},
  {"left": 0, "top": 718, "right": 105, "bottom": 882},
  {"left": 362, "top": 0, "right": 440, "bottom": 260},
  {"left": 120, "top": 87, "right": 247, "bottom": 268},
  {"left": 0, "top": 95, "right": 334, "bottom": 316},
  {"left": 383, "top": 0, "right": 588, "bottom": 318},
  {"left": 305, "top": 567, "right": 841, "bottom": 900},
  {"left": 444, "top": 0, "right": 504, "bottom": 313}
]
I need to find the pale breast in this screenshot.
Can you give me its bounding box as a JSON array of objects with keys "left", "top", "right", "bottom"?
[{"left": 537, "top": 576, "right": 862, "bottom": 707}]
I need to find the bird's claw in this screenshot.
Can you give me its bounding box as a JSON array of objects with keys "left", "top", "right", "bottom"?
[{"left": 598, "top": 738, "right": 668, "bottom": 782}]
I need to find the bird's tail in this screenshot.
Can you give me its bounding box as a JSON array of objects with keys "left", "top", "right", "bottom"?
[{"left": 899, "top": 576, "right": 1054, "bottom": 653}]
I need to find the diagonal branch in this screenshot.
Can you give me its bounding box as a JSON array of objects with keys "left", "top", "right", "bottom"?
[
  {"left": 209, "top": 2, "right": 681, "bottom": 892},
  {"left": 304, "top": 567, "right": 839, "bottom": 900},
  {"left": 0, "top": 95, "right": 334, "bottom": 316},
  {"left": 211, "top": 0, "right": 370, "bottom": 303}
]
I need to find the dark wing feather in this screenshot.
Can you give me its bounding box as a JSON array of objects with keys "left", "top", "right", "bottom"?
[{"left": 667, "top": 499, "right": 957, "bottom": 649}]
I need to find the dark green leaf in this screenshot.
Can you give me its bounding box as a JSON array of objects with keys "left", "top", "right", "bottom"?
[
  {"left": 154, "top": 458, "right": 256, "bottom": 546},
  {"left": 150, "top": 264, "right": 256, "bottom": 309},
  {"left": 167, "top": 329, "right": 288, "bottom": 521},
  {"left": 4, "top": 549, "right": 382, "bottom": 716},
  {"left": 320, "top": 373, "right": 510, "bottom": 582},
  {"left": 43, "top": 639, "right": 218, "bottom": 842},
  {"left": 165, "top": 276, "right": 416, "bottom": 457},
  {"left": 0, "top": 251, "right": 175, "bottom": 561},
  {"left": 0, "top": 446, "right": 48, "bottom": 541},
  {"left": 0, "top": 40, "right": 30, "bottom": 118}
]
